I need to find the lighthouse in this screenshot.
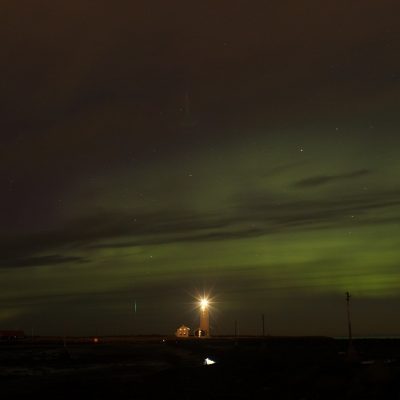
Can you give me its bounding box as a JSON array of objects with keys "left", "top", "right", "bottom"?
[{"left": 197, "top": 298, "right": 210, "bottom": 337}]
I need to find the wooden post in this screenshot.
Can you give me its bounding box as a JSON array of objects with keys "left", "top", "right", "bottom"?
[
  {"left": 262, "top": 314, "right": 265, "bottom": 337},
  {"left": 346, "top": 292, "right": 352, "bottom": 344}
]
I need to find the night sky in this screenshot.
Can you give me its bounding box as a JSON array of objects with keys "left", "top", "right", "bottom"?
[{"left": 1, "top": 1, "right": 400, "bottom": 336}]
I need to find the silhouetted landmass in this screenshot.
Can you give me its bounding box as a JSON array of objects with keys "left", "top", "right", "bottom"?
[{"left": 1, "top": 337, "right": 400, "bottom": 399}]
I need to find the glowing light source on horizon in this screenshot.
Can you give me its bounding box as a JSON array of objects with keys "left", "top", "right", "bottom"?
[{"left": 200, "top": 298, "right": 209, "bottom": 311}]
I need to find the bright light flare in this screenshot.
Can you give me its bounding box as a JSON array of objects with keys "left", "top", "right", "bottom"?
[
  {"left": 199, "top": 298, "right": 209, "bottom": 311},
  {"left": 191, "top": 291, "right": 215, "bottom": 313}
]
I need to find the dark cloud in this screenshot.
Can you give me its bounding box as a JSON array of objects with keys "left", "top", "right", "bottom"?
[
  {"left": 0, "top": 254, "right": 86, "bottom": 269},
  {"left": 1, "top": 187, "right": 399, "bottom": 267},
  {"left": 294, "top": 169, "right": 371, "bottom": 188},
  {"left": 234, "top": 187, "right": 400, "bottom": 233}
]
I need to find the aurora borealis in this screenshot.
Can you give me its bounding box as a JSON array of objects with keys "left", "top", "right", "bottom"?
[{"left": 1, "top": 1, "right": 400, "bottom": 336}]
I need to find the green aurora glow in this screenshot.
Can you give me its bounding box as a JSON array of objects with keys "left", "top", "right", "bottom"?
[{"left": 1, "top": 1, "right": 400, "bottom": 336}]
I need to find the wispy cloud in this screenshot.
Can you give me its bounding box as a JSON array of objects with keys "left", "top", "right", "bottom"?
[
  {"left": 0, "top": 255, "right": 87, "bottom": 268},
  {"left": 1, "top": 187, "right": 400, "bottom": 268},
  {"left": 294, "top": 169, "right": 371, "bottom": 188}
]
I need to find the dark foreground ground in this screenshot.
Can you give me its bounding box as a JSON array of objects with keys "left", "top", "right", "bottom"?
[{"left": 1, "top": 336, "right": 400, "bottom": 399}]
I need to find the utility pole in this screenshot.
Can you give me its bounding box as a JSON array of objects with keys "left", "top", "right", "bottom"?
[
  {"left": 234, "top": 320, "right": 238, "bottom": 337},
  {"left": 132, "top": 298, "right": 137, "bottom": 337},
  {"left": 346, "top": 292, "right": 352, "bottom": 344},
  {"left": 346, "top": 291, "right": 357, "bottom": 360},
  {"left": 261, "top": 314, "right": 265, "bottom": 337}
]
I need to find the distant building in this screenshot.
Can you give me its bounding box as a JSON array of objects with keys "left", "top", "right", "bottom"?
[
  {"left": 175, "top": 325, "right": 190, "bottom": 338},
  {"left": 0, "top": 330, "right": 25, "bottom": 340}
]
